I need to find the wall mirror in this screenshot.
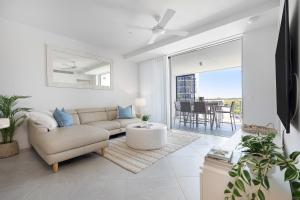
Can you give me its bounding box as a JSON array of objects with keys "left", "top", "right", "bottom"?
[{"left": 46, "top": 46, "right": 112, "bottom": 90}]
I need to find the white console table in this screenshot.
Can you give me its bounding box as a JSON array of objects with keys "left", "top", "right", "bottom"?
[{"left": 200, "top": 130, "right": 292, "bottom": 200}]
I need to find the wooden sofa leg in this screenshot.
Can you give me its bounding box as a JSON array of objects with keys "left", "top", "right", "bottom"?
[
  {"left": 52, "top": 163, "right": 59, "bottom": 173},
  {"left": 95, "top": 148, "right": 104, "bottom": 156}
]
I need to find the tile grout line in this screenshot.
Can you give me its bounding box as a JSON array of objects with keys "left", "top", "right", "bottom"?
[{"left": 166, "top": 153, "right": 188, "bottom": 200}]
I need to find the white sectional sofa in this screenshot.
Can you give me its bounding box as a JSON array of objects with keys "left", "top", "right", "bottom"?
[{"left": 28, "top": 106, "right": 141, "bottom": 172}]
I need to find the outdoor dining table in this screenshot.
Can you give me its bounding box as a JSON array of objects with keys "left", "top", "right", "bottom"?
[{"left": 192, "top": 100, "right": 223, "bottom": 130}]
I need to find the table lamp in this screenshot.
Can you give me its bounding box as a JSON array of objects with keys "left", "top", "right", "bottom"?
[
  {"left": 134, "top": 98, "right": 146, "bottom": 118},
  {"left": 0, "top": 118, "right": 10, "bottom": 129}
]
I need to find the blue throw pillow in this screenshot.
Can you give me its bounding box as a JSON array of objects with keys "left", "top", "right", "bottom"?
[
  {"left": 117, "top": 105, "right": 133, "bottom": 119},
  {"left": 53, "top": 108, "right": 73, "bottom": 127}
]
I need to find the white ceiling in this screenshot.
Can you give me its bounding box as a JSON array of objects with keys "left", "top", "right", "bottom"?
[
  {"left": 171, "top": 39, "right": 242, "bottom": 76},
  {"left": 0, "top": 0, "right": 279, "bottom": 56},
  {"left": 127, "top": 7, "right": 279, "bottom": 62}
]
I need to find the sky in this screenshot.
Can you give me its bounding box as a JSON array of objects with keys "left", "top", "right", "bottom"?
[{"left": 196, "top": 67, "right": 242, "bottom": 98}]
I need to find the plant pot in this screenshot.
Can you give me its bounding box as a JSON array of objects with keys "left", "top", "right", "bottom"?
[
  {"left": 142, "top": 120, "right": 149, "bottom": 126},
  {"left": 0, "top": 141, "right": 19, "bottom": 158}
]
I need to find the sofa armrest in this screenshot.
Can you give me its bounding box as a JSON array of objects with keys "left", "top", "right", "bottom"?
[
  {"left": 27, "top": 119, "right": 49, "bottom": 146},
  {"left": 28, "top": 119, "right": 49, "bottom": 133}
]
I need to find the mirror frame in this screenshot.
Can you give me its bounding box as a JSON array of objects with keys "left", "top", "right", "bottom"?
[{"left": 46, "top": 45, "right": 113, "bottom": 90}]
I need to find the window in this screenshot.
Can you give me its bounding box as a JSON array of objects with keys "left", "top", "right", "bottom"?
[
  {"left": 97, "top": 73, "right": 110, "bottom": 87},
  {"left": 176, "top": 74, "right": 195, "bottom": 101}
]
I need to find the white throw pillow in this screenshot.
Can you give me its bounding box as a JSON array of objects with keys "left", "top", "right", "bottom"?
[{"left": 26, "top": 111, "right": 58, "bottom": 130}]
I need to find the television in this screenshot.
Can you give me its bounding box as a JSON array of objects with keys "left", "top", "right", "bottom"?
[{"left": 275, "top": 0, "right": 291, "bottom": 133}]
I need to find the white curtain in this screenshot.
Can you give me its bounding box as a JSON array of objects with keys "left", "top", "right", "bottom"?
[{"left": 138, "top": 57, "right": 167, "bottom": 123}]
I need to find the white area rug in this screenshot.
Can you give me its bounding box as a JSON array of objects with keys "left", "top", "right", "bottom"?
[{"left": 103, "top": 132, "right": 200, "bottom": 173}]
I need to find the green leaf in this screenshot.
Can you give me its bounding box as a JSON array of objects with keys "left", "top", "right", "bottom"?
[
  {"left": 292, "top": 181, "right": 300, "bottom": 191},
  {"left": 227, "top": 182, "right": 234, "bottom": 189},
  {"left": 224, "top": 189, "right": 231, "bottom": 194},
  {"left": 235, "top": 179, "right": 245, "bottom": 192},
  {"left": 263, "top": 176, "right": 270, "bottom": 189},
  {"left": 292, "top": 191, "right": 300, "bottom": 199},
  {"left": 285, "top": 167, "right": 299, "bottom": 181},
  {"left": 237, "top": 165, "right": 242, "bottom": 176},
  {"left": 275, "top": 152, "right": 286, "bottom": 161},
  {"left": 242, "top": 135, "right": 253, "bottom": 142},
  {"left": 252, "top": 179, "right": 260, "bottom": 185},
  {"left": 229, "top": 171, "right": 237, "bottom": 177},
  {"left": 233, "top": 188, "right": 242, "bottom": 197},
  {"left": 279, "top": 165, "right": 287, "bottom": 170},
  {"left": 290, "top": 151, "right": 300, "bottom": 161},
  {"left": 0, "top": 95, "right": 30, "bottom": 143},
  {"left": 259, "top": 159, "right": 269, "bottom": 167},
  {"left": 258, "top": 189, "right": 265, "bottom": 200},
  {"left": 241, "top": 170, "right": 251, "bottom": 185}
]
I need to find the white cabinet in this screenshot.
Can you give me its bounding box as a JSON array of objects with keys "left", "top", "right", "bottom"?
[{"left": 200, "top": 130, "right": 292, "bottom": 200}]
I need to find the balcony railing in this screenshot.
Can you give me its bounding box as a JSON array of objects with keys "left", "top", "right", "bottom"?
[{"left": 203, "top": 98, "right": 242, "bottom": 115}]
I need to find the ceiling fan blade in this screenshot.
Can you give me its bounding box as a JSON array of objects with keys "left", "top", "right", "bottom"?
[
  {"left": 164, "top": 29, "right": 189, "bottom": 36},
  {"left": 62, "top": 64, "right": 77, "bottom": 69},
  {"left": 59, "top": 66, "right": 76, "bottom": 70},
  {"left": 127, "top": 25, "right": 152, "bottom": 31},
  {"left": 158, "top": 9, "right": 176, "bottom": 28},
  {"left": 148, "top": 34, "right": 159, "bottom": 45}
]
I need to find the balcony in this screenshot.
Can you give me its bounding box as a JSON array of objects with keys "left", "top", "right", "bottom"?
[{"left": 172, "top": 98, "right": 242, "bottom": 137}]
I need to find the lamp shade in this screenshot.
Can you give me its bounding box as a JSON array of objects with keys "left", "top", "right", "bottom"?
[
  {"left": 134, "top": 98, "right": 146, "bottom": 107},
  {"left": 0, "top": 118, "right": 10, "bottom": 129}
]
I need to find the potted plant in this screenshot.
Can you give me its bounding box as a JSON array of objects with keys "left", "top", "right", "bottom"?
[
  {"left": 224, "top": 132, "right": 300, "bottom": 200},
  {"left": 142, "top": 114, "right": 150, "bottom": 122},
  {"left": 141, "top": 114, "right": 150, "bottom": 127},
  {"left": 0, "top": 95, "right": 30, "bottom": 158}
]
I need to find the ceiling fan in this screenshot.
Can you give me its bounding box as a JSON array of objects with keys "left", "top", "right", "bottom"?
[
  {"left": 132, "top": 9, "right": 189, "bottom": 45},
  {"left": 61, "top": 61, "right": 77, "bottom": 70}
]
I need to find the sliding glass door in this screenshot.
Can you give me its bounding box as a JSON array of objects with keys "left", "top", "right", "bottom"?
[{"left": 169, "top": 39, "right": 242, "bottom": 134}]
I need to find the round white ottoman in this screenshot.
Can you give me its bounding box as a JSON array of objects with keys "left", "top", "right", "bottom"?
[{"left": 126, "top": 123, "right": 167, "bottom": 150}]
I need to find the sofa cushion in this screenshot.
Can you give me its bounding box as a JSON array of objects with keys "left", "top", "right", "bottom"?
[
  {"left": 53, "top": 108, "right": 73, "bottom": 127},
  {"left": 88, "top": 120, "right": 121, "bottom": 130},
  {"left": 117, "top": 105, "right": 134, "bottom": 119},
  {"left": 116, "top": 118, "right": 141, "bottom": 128},
  {"left": 50, "top": 109, "right": 80, "bottom": 125},
  {"left": 106, "top": 107, "right": 117, "bottom": 120},
  {"left": 36, "top": 125, "right": 109, "bottom": 154},
  {"left": 26, "top": 111, "right": 58, "bottom": 130},
  {"left": 65, "top": 109, "right": 81, "bottom": 125},
  {"left": 77, "top": 108, "right": 108, "bottom": 124}
]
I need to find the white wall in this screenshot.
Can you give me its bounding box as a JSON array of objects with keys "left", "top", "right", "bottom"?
[
  {"left": 0, "top": 18, "right": 139, "bottom": 149},
  {"left": 242, "top": 25, "right": 278, "bottom": 127}
]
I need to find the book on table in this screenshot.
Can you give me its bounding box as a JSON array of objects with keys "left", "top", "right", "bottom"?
[{"left": 206, "top": 148, "right": 233, "bottom": 162}]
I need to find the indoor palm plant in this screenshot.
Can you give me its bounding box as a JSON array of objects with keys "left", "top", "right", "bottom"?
[
  {"left": 224, "top": 132, "right": 300, "bottom": 200},
  {"left": 0, "top": 95, "right": 30, "bottom": 158}
]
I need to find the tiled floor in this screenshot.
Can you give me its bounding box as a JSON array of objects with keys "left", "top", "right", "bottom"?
[
  {"left": 0, "top": 131, "right": 230, "bottom": 200},
  {"left": 173, "top": 122, "right": 241, "bottom": 138}
]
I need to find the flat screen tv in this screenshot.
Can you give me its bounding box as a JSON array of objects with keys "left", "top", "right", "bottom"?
[{"left": 275, "top": 0, "right": 291, "bottom": 133}]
